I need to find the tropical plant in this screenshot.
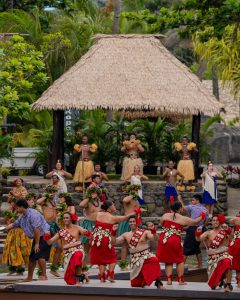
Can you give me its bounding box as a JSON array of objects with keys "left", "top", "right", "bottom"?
[
  {"left": 0, "top": 35, "right": 48, "bottom": 120},
  {"left": 0, "top": 134, "right": 13, "bottom": 159}
]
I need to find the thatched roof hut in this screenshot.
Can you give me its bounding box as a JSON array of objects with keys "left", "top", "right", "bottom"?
[{"left": 32, "top": 34, "right": 222, "bottom": 116}]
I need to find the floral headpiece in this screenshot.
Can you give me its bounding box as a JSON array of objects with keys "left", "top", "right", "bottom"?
[
  {"left": 59, "top": 192, "right": 72, "bottom": 202},
  {"left": 45, "top": 185, "right": 58, "bottom": 193},
  {"left": 217, "top": 214, "right": 226, "bottom": 225},
  {"left": 25, "top": 192, "right": 37, "bottom": 200},
  {"left": 86, "top": 186, "right": 102, "bottom": 200}
]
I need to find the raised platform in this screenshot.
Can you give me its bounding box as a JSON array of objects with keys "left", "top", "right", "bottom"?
[{"left": 1, "top": 278, "right": 239, "bottom": 300}]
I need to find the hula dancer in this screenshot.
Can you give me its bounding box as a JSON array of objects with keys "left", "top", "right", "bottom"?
[
  {"left": 118, "top": 184, "right": 143, "bottom": 270},
  {"left": 2, "top": 198, "right": 31, "bottom": 275},
  {"left": 4, "top": 200, "right": 51, "bottom": 281},
  {"left": 182, "top": 194, "right": 208, "bottom": 269},
  {"left": 163, "top": 161, "right": 184, "bottom": 211},
  {"left": 121, "top": 133, "right": 144, "bottom": 181},
  {"left": 45, "top": 212, "right": 90, "bottom": 286},
  {"left": 156, "top": 202, "right": 206, "bottom": 285},
  {"left": 73, "top": 135, "right": 97, "bottom": 191},
  {"left": 90, "top": 201, "right": 136, "bottom": 282},
  {"left": 37, "top": 185, "right": 62, "bottom": 277},
  {"left": 196, "top": 214, "right": 233, "bottom": 292},
  {"left": 112, "top": 217, "right": 164, "bottom": 289},
  {"left": 201, "top": 161, "right": 223, "bottom": 218},
  {"left": 228, "top": 214, "right": 240, "bottom": 288},
  {"left": 174, "top": 137, "right": 198, "bottom": 191}
]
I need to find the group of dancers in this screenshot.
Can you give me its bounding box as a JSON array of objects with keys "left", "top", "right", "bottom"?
[{"left": 1, "top": 168, "right": 240, "bottom": 293}]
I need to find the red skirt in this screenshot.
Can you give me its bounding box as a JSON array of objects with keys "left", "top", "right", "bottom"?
[
  {"left": 229, "top": 239, "right": 240, "bottom": 271},
  {"left": 156, "top": 233, "right": 184, "bottom": 264},
  {"left": 64, "top": 251, "right": 83, "bottom": 285},
  {"left": 208, "top": 258, "right": 232, "bottom": 289},
  {"left": 90, "top": 237, "right": 117, "bottom": 265},
  {"left": 131, "top": 257, "right": 162, "bottom": 287}
]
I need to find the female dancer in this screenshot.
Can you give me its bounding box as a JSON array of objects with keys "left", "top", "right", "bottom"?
[
  {"left": 156, "top": 202, "right": 206, "bottom": 285},
  {"left": 8, "top": 178, "right": 28, "bottom": 202},
  {"left": 90, "top": 200, "right": 136, "bottom": 282},
  {"left": 201, "top": 161, "right": 223, "bottom": 218},
  {"left": 46, "top": 160, "right": 72, "bottom": 192}
]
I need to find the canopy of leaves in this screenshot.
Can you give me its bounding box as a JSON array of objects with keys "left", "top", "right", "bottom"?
[{"left": 0, "top": 35, "right": 48, "bottom": 120}]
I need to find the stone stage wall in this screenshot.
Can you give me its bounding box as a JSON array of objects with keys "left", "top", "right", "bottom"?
[{"left": 24, "top": 180, "right": 228, "bottom": 223}]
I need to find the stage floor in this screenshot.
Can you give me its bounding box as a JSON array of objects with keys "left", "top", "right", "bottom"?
[{"left": 11, "top": 278, "right": 240, "bottom": 300}]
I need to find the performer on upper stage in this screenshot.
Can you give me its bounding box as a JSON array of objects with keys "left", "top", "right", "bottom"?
[
  {"left": 196, "top": 214, "right": 233, "bottom": 292},
  {"left": 46, "top": 160, "right": 72, "bottom": 192},
  {"left": 8, "top": 178, "right": 28, "bottom": 202},
  {"left": 228, "top": 215, "right": 240, "bottom": 288},
  {"left": 174, "top": 137, "right": 198, "bottom": 191},
  {"left": 73, "top": 135, "right": 97, "bottom": 191},
  {"left": 90, "top": 200, "right": 136, "bottom": 282},
  {"left": 156, "top": 202, "right": 206, "bottom": 285},
  {"left": 85, "top": 163, "right": 109, "bottom": 182},
  {"left": 126, "top": 165, "right": 148, "bottom": 205},
  {"left": 112, "top": 216, "right": 164, "bottom": 289},
  {"left": 201, "top": 161, "right": 223, "bottom": 218},
  {"left": 121, "top": 133, "right": 144, "bottom": 181},
  {"left": 45, "top": 212, "right": 90, "bottom": 286},
  {"left": 163, "top": 160, "right": 184, "bottom": 210},
  {"left": 2, "top": 198, "right": 31, "bottom": 275}
]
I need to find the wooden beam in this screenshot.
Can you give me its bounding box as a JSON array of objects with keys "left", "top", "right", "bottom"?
[
  {"left": 191, "top": 113, "right": 201, "bottom": 180},
  {"left": 50, "top": 110, "right": 64, "bottom": 170}
]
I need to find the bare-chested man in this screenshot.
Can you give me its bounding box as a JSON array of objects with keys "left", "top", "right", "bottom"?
[
  {"left": 45, "top": 212, "right": 89, "bottom": 286},
  {"left": 117, "top": 185, "right": 143, "bottom": 270},
  {"left": 37, "top": 185, "right": 62, "bottom": 277},
  {"left": 196, "top": 214, "right": 233, "bottom": 292},
  {"left": 174, "top": 137, "right": 198, "bottom": 189},
  {"left": 163, "top": 161, "right": 184, "bottom": 208},
  {"left": 79, "top": 186, "right": 102, "bottom": 263},
  {"left": 112, "top": 216, "right": 163, "bottom": 288}
]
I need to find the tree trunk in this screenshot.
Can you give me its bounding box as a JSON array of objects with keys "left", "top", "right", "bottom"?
[
  {"left": 112, "top": 0, "right": 121, "bottom": 34},
  {"left": 50, "top": 110, "right": 64, "bottom": 170},
  {"left": 212, "top": 65, "right": 219, "bottom": 100},
  {"left": 191, "top": 113, "right": 201, "bottom": 181}
]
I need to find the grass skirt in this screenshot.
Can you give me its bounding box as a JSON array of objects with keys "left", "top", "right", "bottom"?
[
  {"left": 177, "top": 159, "right": 195, "bottom": 181},
  {"left": 73, "top": 160, "right": 94, "bottom": 183}
]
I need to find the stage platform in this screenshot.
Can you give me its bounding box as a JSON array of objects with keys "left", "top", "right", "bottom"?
[{"left": 0, "top": 278, "right": 239, "bottom": 300}]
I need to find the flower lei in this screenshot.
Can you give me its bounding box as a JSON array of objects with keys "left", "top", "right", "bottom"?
[
  {"left": 56, "top": 202, "right": 68, "bottom": 219},
  {"left": 59, "top": 192, "right": 72, "bottom": 202},
  {"left": 128, "top": 184, "right": 141, "bottom": 192},
  {"left": 25, "top": 192, "right": 37, "bottom": 201},
  {"left": 45, "top": 185, "right": 58, "bottom": 194}
]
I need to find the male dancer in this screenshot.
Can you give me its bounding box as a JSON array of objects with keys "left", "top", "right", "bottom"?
[
  {"left": 163, "top": 160, "right": 184, "bottom": 209},
  {"left": 117, "top": 186, "right": 142, "bottom": 270},
  {"left": 196, "top": 214, "right": 233, "bottom": 292},
  {"left": 45, "top": 212, "right": 90, "bottom": 286},
  {"left": 79, "top": 186, "right": 102, "bottom": 263},
  {"left": 112, "top": 216, "right": 163, "bottom": 288},
  {"left": 37, "top": 186, "right": 62, "bottom": 277},
  {"left": 73, "top": 135, "right": 97, "bottom": 191}
]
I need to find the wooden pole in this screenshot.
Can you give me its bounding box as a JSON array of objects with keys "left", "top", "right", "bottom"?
[
  {"left": 50, "top": 110, "right": 64, "bottom": 170},
  {"left": 191, "top": 113, "right": 201, "bottom": 181}
]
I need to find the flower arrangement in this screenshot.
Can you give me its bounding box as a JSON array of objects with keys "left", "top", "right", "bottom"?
[
  {"left": 56, "top": 202, "right": 67, "bottom": 219},
  {"left": 59, "top": 192, "right": 72, "bottom": 202},
  {"left": 25, "top": 192, "right": 37, "bottom": 201},
  {"left": 44, "top": 185, "right": 58, "bottom": 201},
  {"left": 127, "top": 184, "right": 141, "bottom": 192}
]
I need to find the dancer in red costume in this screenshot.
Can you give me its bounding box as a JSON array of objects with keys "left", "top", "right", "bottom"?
[
  {"left": 90, "top": 200, "right": 135, "bottom": 282},
  {"left": 45, "top": 212, "right": 89, "bottom": 286},
  {"left": 156, "top": 202, "right": 206, "bottom": 285},
  {"left": 229, "top": 214, "right": 240, "bottom": 288},
  {"left": 112, "top": 216, "right": 164, "bottom": 289},
  {"left": 196, "top": 214, "right": 233, "bottom": 292}
]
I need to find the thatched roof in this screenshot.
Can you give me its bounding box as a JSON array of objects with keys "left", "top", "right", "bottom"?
[{"left": 32, "top": 34, "right": 223, "bottom": 116}]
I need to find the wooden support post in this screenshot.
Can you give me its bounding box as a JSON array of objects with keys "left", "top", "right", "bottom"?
[
  {"left": 192, "top": 113, "right": 201, "bottom": 180},
  {"left": 50, "top": 110, "right": 64, "bottom": 170}
]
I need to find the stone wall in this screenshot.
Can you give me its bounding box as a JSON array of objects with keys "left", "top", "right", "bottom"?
[{"left": 0, "top": 180, "right": 228, "bottom": 226}]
